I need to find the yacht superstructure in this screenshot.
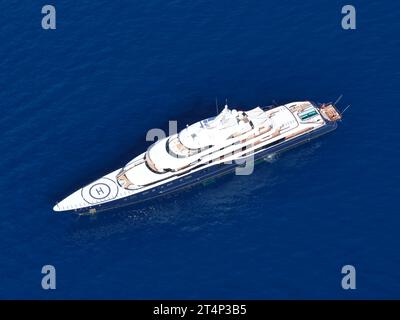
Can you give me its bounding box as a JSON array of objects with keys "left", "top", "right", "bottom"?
[{"left": 53, "top": 101, "right": 341, "bottom": 214}]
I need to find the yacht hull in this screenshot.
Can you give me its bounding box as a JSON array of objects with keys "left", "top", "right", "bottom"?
[{"left": 65, "top": 120, "right": 337, "bottom": 215}]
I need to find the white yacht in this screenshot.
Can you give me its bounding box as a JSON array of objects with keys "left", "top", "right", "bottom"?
[{"left": 53, "top": 101, "right": 341, "bottom": 214}]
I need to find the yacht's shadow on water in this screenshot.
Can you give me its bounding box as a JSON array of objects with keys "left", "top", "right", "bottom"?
[{"left": 65, "top": 140, "right": 323, "bottom": 244}]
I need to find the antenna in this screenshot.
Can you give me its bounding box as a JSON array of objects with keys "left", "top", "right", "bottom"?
[
  {"left": 225, "top": 98, "right": 228, "bottom": 108},
  {"left": 215, "top": 97, "right": 219, "bottom": 114},
  {"left": 334, "top": 94, "right": 343, "bottom": 106},
  {"left": 341, "top": 104, "right": 351, "bottom": 115}
]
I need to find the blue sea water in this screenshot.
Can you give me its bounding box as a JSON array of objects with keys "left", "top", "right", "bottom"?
[{"left": 0, "top": 0, "right": 399, "bottom": 299}]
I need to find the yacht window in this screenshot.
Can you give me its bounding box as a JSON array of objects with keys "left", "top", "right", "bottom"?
[
  {"left": 145, "top": 153, "right": 163, "bottom": 173},
  {"left": 166, "top": 136, "right": 209, "bottom": 158}
]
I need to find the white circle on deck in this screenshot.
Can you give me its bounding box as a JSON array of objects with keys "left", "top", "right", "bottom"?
[{"left": 81, "top": 178, "right": 119, "bottom": 204}]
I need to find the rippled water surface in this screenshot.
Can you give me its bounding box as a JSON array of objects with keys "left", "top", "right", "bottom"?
[{"left": 0, "top": 1, "right": 399, "bottom": 298}]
